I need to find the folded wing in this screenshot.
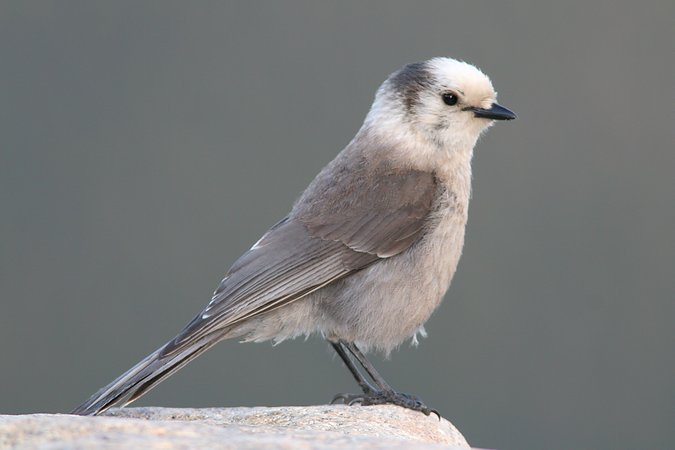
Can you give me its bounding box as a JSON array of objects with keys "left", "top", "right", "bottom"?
[{"left": 163, "top": 168, "right": 437, "bottom": 356}]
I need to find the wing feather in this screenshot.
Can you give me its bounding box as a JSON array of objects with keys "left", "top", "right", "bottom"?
[{"left": 161, "top": 167, "right": 438, "bottom": 357}]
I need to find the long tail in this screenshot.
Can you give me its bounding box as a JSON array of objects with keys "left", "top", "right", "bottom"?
[{"left": 71, "top": 331, "right": 222, "bottom": 416}]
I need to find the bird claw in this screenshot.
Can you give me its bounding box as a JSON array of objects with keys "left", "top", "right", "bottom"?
[
  {"left": 332, "top": 392, "right": 366, "bottom": 406},
  {"left": 331, "top": 393, "right": 352, "bottom": 404},
  {"left": 330, "top": 389, "right": 439, "bottom": 417}
]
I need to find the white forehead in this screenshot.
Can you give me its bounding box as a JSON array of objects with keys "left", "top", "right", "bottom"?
[{"left": 426, "top": 57, "right": 495, "bottom": 100}]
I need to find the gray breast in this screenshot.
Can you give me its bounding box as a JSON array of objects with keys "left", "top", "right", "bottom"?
[{"left": 313, "top": 187, "right": 467, "bottom": 353}]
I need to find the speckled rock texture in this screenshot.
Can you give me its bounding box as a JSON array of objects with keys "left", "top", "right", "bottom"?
[{"left": 0, "top": 405, "right": 471, "bottom": 449}]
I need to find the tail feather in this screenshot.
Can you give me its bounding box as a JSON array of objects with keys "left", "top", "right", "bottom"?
[{"left": 71, "top": 336, "right": 221, "bottom": 416}]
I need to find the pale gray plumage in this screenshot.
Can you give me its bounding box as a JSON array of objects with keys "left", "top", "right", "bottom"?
[{"left": 71, "top": 57, "right": 515, "bottom": 416}]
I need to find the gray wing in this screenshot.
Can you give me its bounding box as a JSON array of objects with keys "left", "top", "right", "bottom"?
[
  {"left": 162, "top": 168, "right": 437, "bottom": 356},
  {"left": 298, "top": 168, "right": 437, "bottom": 257}
]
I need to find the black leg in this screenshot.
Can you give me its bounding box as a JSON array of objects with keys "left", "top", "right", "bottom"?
[
  {"left": 344, "top": 342, "right": 392, "bottom": 392},
  {"left": 330, "top": 342, "right": 374, "bottom": 393},
  {"left": 329, "top": 340, "right": 440, "bottom": 418}
]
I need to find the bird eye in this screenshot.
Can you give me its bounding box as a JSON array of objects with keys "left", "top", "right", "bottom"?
[{"left": 442, "top": 92, "right": 459, "bottom": 106}]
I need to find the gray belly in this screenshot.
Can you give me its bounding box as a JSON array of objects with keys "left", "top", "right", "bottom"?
[
  {"left": 316, "top": 209, "right": 466, "bottom": 353},
  {"left": 230, "top": 206, "right": 467, "bottom": 355}
]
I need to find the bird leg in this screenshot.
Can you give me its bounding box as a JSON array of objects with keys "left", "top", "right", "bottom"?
[
  {"left": 344, "top": 342, "right": 393, "bottom": 391},
  {"left": 330, "top": 341, "right": 439, "bottom": 417},
  {"left": 330, "top": 342, "right": 375, "bottom": 393}
]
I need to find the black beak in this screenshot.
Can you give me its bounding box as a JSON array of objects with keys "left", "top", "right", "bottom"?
[{"left": 464, "top": 103, "right": 517, "bottom": 121}]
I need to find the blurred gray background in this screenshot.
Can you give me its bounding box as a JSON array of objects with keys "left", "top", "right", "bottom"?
[{"left": 1, "top": 2, "right": 673, "bottom": 449}]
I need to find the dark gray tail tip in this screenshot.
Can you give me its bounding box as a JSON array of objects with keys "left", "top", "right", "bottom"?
[{"left": 70, "top": 402, "right": 106, "bottom": 416}]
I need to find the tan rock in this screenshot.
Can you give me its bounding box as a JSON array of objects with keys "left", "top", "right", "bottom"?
[{"left": 0, "top": 405, "right": 471, "bottom": 449}]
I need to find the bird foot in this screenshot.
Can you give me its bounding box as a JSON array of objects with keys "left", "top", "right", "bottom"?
[{"left": 331, "top": 389, "right": 440, "bottom": 418}]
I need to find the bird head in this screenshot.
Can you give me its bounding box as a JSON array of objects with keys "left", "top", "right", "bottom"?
[{"left": 366, "top": 57, "right": 515, "bottom": 152}]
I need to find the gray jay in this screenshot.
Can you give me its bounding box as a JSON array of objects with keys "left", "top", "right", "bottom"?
[{"left": 72, "top": 57, "right": 515, "bottom": 416}]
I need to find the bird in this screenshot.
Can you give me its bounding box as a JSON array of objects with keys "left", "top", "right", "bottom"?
[{"left": 71, "top": 57, "right": 516, "bottom": 417}]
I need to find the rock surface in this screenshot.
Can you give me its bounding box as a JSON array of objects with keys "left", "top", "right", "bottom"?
[{"left": 0, "top": 405, "right": 471, "bottom": 449}]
